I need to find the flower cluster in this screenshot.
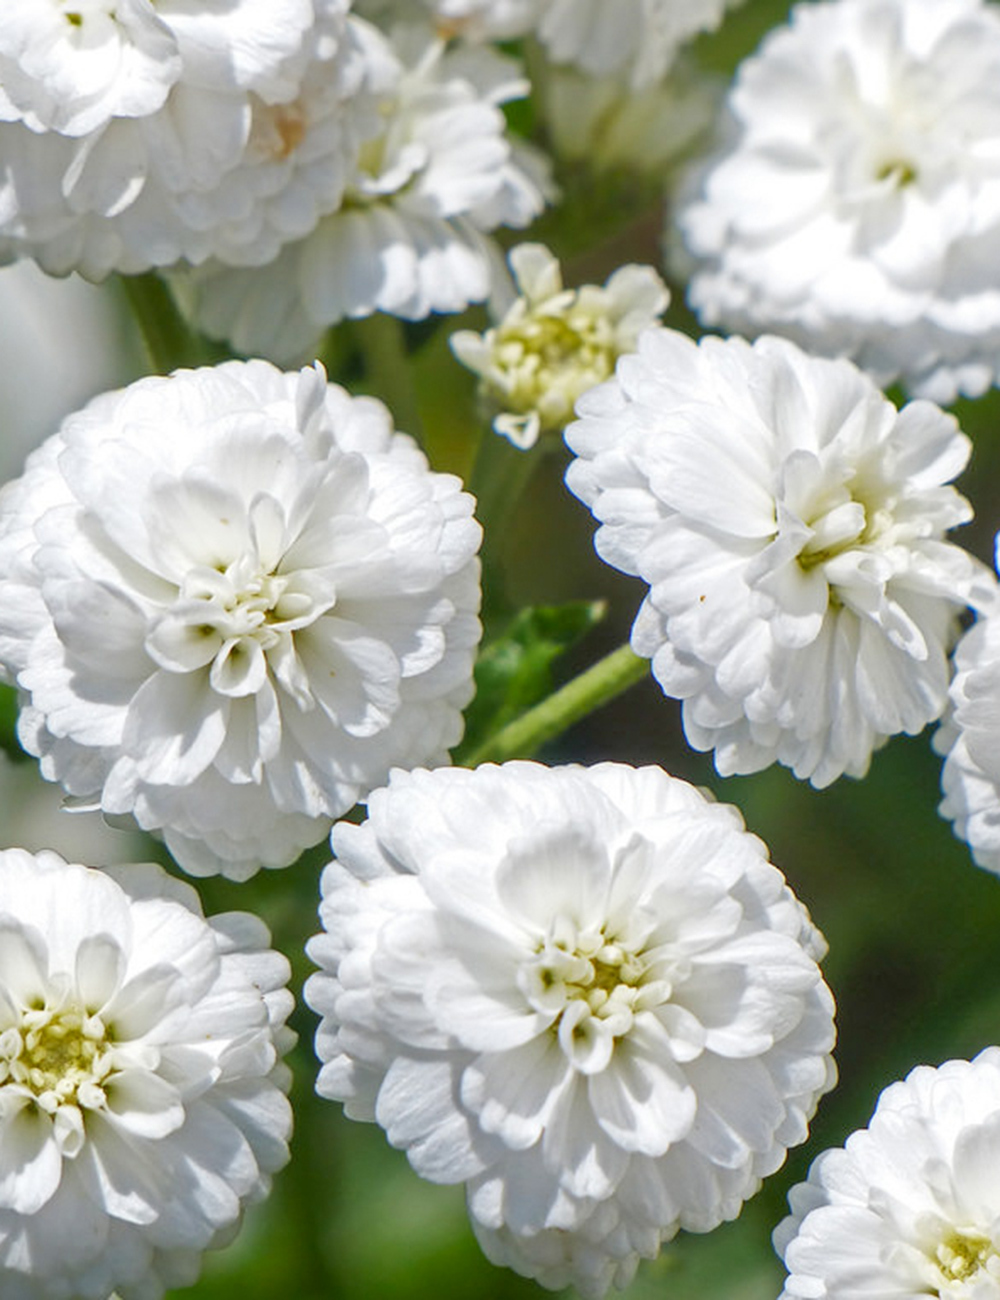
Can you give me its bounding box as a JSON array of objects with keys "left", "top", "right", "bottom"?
[
  {"left": 0, "top": 0, "right": 370, "bottom": 279},
  {"left": 5, "top": 0, "right": 1000, "bottom": 1296},
  {"left": 0, "top": 360, "right": 482, "bottom": 879},
  {"left": 451, "top": 243, "right": 669, "bottom": 448},
  {"left": 566, "top": 329, "right": 991, "bottom": 786},
  {"left": 0, "top": 850, "right": 293, "bottom": 1300},
  {"left": 532, "top": 0, "right": 747, "bottom": 90},
  {"left": 307, "top": 761, "right": 836, "bottom": 1297},
  {"left": 358, "top": 0, "right": 539, "bottom": 42},
  {"left": 175, "top": 23, "right": 550, "bottom": 362},
  {"left": 679, "top": 0, "right": 1000, "bottom": 403},
  {"left": 776, "top": 1049, "right": 1000, "bottom": 1300},
  {"left": 538, "top": 56, "right": 719, "bottom": 179},
  {"left": 367, "top": 0, "right": 745, "bottom": 87},
  {"left": 0, "top": 5, "right": 549, "bottom": 355}
]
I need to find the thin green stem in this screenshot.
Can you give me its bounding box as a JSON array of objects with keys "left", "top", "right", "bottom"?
[
  {"left": 469, "top": 422, "right": 540, "bottom": 536},
  {"left": 469, "top": 425, "right": 544, "bottom": 630},
  {"left": 120, "top": 272, "right": 209, "bottom": 374},
  {"left": 351, "top": 313, "right": 424, "bottom": 442},
  {"left": 463, "top": 642, "right": 648, "bottom": 766}
]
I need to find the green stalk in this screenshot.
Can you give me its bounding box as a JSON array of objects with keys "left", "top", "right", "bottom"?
[
  {"left": 120, "top": 272, "right": 208, "bottom": 374},
  {"left": 463, "top": 642, "right": 648, "bottom": 766},
  {"left": 468, "top": 425, "right": 544, "bottom": 629},
  {"left": 469, "top": 422, "right": 540, "bottom": 540},
  {"left": 351, "top": 313, "right": 424, "bottom": 442}
]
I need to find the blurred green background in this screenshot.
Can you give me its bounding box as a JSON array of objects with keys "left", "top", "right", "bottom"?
[{"left": 5, "top": 1, "right": 1000, "bottom": 1297}]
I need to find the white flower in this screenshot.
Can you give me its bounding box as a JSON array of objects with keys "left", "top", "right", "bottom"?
[
  {"left": 538, "top": 57, "right": 720, "bottom": 179},
  {"left": 356, "top": 0, "right": 539, "bottom": 42},
  {"left": 936, "top": 578, "right": 1000, "bottom": 875},
  {"left": 0, "top": 1, "right": 373, "bottom": 278},
  {"left": 776, "top": 1048, "right": 1000, "bottom": 1300},
  {"left": 362, "top": 0, "right": 743, "bottom": 86},
  {"left": 0, "top": 360, "right": 482, "bottom": 880},
  {"left": 451, "top": 243, "right": 669, "bottom": 449},
  {"left": 535, "top": 0, "right": 746, "bottom": 89},
  {"left": 565, "top": 330, "right": 992, "bottom": 787},
  {"left": 306, "top": 761, "right": 837, "bottom": 1298},
  {"left": 177, "top": 22, "right": 552, "bottom": 363},
  {"left": 0, "top": 0, "right": 180, "bottom": 137},
  {"left": 0, "top": 849, "right": 293, "bottom": 1300},
  {"left": 678, "top": 0, "right": 1000, "bottom": 404}
]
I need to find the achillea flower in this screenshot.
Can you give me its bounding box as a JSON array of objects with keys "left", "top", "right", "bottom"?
[
  {"left": 0, "top": 1, "right": 372, "bottom": 279},
  {"left": 178, "top": 22, "right": 551, "bottom": 364},
  {"left": 0, "top": 850, "right": 294, "bottom": 1300},
  {"left": 534, "top": 0, "right": 746, "bottom": 89},
  {"left": 450, "top": 243, "right": 669, "bottom": 449},
  {"left": 679, "top": 0, "right": 1000, "bottom": 403},
  {"left": 306, "top": 761, "right": 836, "bottom": 1297},
  {"left": 0, "top": 360, "right": 482, "bottom": 879},
  {"left": 357, "top": 0, "right": 538, "bottom": 42},
  {"left": 539, "top": 57, "right": 719, "bottom": 179},
  {"left": 937, "top": 584, "right": 1000, "bottom": 875},
  {"left": 565, "top": 329, "right": 991, "bottom": 786},
  {"left": 776, "top": 1049, "right": 1000, "bottom": 1300},
  {"left": 365, "top": 0, "right": 744, "bottom": 87}
]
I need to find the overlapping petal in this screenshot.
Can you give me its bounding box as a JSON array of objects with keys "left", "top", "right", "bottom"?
[{"left": 306, "top": 761, "right": 836, "bottom": 1295}]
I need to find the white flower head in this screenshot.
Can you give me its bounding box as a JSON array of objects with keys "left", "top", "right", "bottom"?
[
  {"left": 937, "top": 575, "right": 1000, "bottom": 875},
  {"left": 0, "top": 1, "right": 375, "bottom": 279},
  {"left": 0, "top": 849, "right": 294, "bottom": 1300},
  {"left": 776, "top": 1048, "right": 1000, "bottom": 1300},
  {"left": 451, "top": 243, "right": 670, "bottom": 449},
  {"left": 0, "top": 359, "right": 482, "bottom": 880},
  {"left": 363, "top": 0, "right": 744, "bottom": 87},
  {"left": 539, "top": 56, "right": 721, "bottom": 179},
  {"left": 678, "top": 0, "right": 1000, "bottom": 403},
  {"left": 306, "top": 761, "right": 837, "bottom": 1297},
  {"left": 177, "top": 21, "right": 552, "bottom": 363},
  {"left": 0, "top": 0, "right": 181, "bottom": 137},
  {"left": 565, "top": 329, "right": 992, "bottom": 787},
  {"left": 535, "top": 0, "right": 747, "bottom": 89},
  {"left": 356, "top": 0, "right": 539, "bottom": 42}
]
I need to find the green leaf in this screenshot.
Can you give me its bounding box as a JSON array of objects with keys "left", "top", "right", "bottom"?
[
  {"left": 455, "top": 599, "right": 606, "bottom": 762},
  {"left": 0, "top": 683, "right": 20, "bottom": 757}
]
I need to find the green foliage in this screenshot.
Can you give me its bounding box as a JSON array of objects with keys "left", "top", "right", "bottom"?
[
  {"left": 0, "top": 682, "right": 20, "bottom": 757},
  {"left": 455, "top": 598, "right": 607, "bottom": 761}
]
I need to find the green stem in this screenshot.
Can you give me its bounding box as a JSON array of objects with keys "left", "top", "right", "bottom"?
[
  {"left": 463, "top": 642, "right": 648, "bottom": 766},
  {"left": 351, "top": 313, "right": 424, "bottom": 442},
  {"left": 469, "top": 424, "right": 543, "bottom": 629},
  {"left": 469, "top": 421, "right": 539, "bottom": 536},
  {"left": 120, "top": 271, "right": 208, "bottom": 374}
]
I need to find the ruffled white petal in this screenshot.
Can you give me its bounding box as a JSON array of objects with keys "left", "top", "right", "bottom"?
[{"left": 307, "top": 761, "right": 836, "bottom": 1295}]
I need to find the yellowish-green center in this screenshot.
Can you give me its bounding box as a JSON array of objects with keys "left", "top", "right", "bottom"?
[
  {"left": 530, "top": 925, "right": 667, "bottom": 1024},
  {"left": 492, "top": 313, "right": 617, "bottom": 430},
  {"left": 563, "top": 943, "right": 644, "bottom": 1009},
  {"left": 935, "top": 1230, "right": 996, "bottom": 1288},
  {"left": 876, "top": 158, "right": 918, "bottom": 187},
  {"left": 0, "top": 1003, "right": 113, "bottom": 1111},
  {"left": 795, "top": 483, "right": 893, "bottom": 574}
]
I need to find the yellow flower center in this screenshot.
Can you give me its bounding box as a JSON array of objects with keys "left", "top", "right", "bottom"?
[
  {"left": 0, "top": 1003, "right": 113, "bottom": 1113},
  {"left": 936, "top": 1230, "right": 995, "bottom": 1283},
  {"left": 491, "top": 310, "right": 617, "bottom": 432},
  {"left": 525, "top": 917, "right": 670, "bottom": 1058}
]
